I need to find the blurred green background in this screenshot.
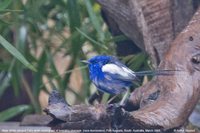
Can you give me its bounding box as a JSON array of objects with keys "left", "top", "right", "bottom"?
[{"left": 0, "top": 0, "right": 151, "bottom": 122}]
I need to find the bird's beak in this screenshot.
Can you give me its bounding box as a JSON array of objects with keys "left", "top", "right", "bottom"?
[{"left": 81, "top": 60, "right": 90, "bottom": 64}]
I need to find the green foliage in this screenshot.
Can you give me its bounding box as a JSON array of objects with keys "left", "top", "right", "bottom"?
[
  {"left": 0, "top": 0, "right": 149, "bottom": 121},
  {"left": 122, "top": 53, "right": 149, "bottom": 71},
  {"left": 0, "top": 105, "right": 31, "bottom": 122},
  {"left": 0, "top": 35, "right": 36, "bottom": 71},
  {"left": 0, "top": 0, "right": 12, "bottom": 11}
]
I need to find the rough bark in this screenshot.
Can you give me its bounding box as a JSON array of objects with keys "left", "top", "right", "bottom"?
[
  {"left": 44, "top": 90, "right": 111, "bottom": 129},
  {"left": 97, "top": 0, "right": 196, "bottom": 66},
  {"left": 122, "top": 7, "right": 200, "bottom": 129},
  {"left": 43, "top": 8, "right": 200, "bottom": 132}
]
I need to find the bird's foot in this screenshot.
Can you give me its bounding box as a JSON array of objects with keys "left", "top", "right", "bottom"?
[{"left": 107, "top": 103, "right": 128, "bottom": 129}]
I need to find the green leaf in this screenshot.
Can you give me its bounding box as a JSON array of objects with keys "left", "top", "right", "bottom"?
[
  {"left": 128, "top": 54, "right": 147, "bottom": 71},
  {"left": 101, "top": 93, "right": 110, "bottom": 104},
  {"left": 121, "top": 53, "right": 147, "bottom": 71},
  {"left": 0, "top": 63, "right": 10, "bottom": 70},
  {"left": 0, "top": 35, "right": 36, "bottom": 71},
  {"left": 0, "top": 105, "right": 31, "bottom": 121},
  {"left": 45, "top": 50, "right": 64, "bottom": 92},
  {"left": 84, "top": 0, "right": 104, "bottom": 42},
  {"left": 33, "top": 50, "right": 47, "bottom": 96},
  {"left": 76, "top": 28, "right": 108, "bottom": 50},
  {"left": 1, "top": 59, "right": 19, "bottom": 97},
  {"left": 67, "top": 0, "right": 81, "bottom": 32},
  {"left": 11, "top": 69, "right": 21, "bottom": 97},
  {"left": 0, "top": 0, "right": 12, "bottom": 11},
  {"left": 0, "top": 19, "right": 10, "bottom": 26},
  {"left": 0, "top": 72, "right": 11, "bottom": 97},
  {"left": 106, "top": 35, "right": 128, "bottom": 43}
]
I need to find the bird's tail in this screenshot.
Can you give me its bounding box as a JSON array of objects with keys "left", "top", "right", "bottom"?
[{"left": 133, "top": 69, "right": 179, "bottom": 76}]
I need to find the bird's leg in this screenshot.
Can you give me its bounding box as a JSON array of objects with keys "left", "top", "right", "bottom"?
[
  {"left": 107, "top": 95, "right": 118, "bottom": 104},
  {"left": 120, "top": 88, "right": 130, "bottom": 106},
  {"left": 88, "top": 91, "right": 103, "bottom": 104}
]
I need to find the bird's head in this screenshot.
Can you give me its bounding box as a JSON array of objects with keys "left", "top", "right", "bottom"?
[{"left": 82, "top": 55, "right": 114, "bottom": 68}]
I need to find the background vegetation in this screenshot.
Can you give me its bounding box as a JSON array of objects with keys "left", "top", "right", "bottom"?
[{"left": 0, "top": 0, "right": 150, "bottom": 121}]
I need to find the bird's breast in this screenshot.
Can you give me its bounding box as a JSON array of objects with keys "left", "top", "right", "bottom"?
[{"left": 89, "top": 64, "right": 104, "bottom": 81}]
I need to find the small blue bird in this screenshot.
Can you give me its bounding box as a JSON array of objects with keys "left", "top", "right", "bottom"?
[{"left": 82, "top": 55, "right": 174, "bottom": 104}]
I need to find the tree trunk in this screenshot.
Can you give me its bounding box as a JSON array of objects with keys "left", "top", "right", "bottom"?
[{"left": 97, "top": 0, "right": 196, "bottom": 66}]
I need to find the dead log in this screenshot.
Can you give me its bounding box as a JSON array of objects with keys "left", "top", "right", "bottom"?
[
  {"left": 21, "top": 115, "right": 53, "bottom": 126},
  {"left": 44, "top": 90, "right": 111, "bottom": 129}
]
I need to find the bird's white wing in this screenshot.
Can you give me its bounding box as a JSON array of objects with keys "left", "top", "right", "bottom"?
[{"left": 102, "top": 63, "right": 136, "bottom": 81}]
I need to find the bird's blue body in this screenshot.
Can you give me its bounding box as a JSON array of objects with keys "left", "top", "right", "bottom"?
[{"left": 86, "top": 55, "right": 137, "bottom": 94}]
